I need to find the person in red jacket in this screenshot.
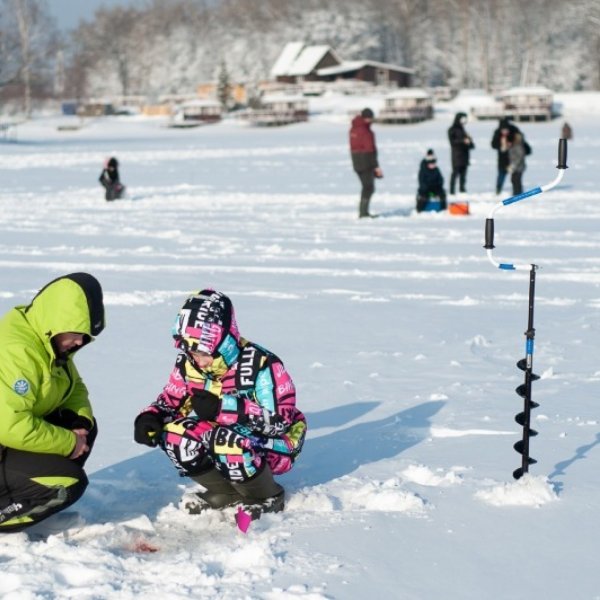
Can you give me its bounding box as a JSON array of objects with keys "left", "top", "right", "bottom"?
[{"left": 349, "top": 108, "right": 383, "bottom": 218}]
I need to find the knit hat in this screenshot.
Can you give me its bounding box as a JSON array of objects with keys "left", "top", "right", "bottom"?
[
  {"left": 425, "top": 148, "right": 436, "bottom": 164},
  {"left": 361, "top": 108, "right": 374, "bottom": 119}
]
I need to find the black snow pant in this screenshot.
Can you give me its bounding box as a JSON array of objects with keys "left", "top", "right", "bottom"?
[
  {"left": 102, "top": 182, "right": 123, "bottom": 201},
  {"left": 450, "top": 165, "right": 468, "bottom": 194},
  {"left": 0, "top": 417, "right": 97, "bottom": 533},
  {"left": 356, "top": 170, "right": 375, "bottom": 217},
  {"left": 511, "top": 171, "right": 523, "bottom": 195}
]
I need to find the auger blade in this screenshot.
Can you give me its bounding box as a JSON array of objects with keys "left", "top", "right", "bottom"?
[
  {"left": 516, "top": 359, "right": 540, "bottom": 380},
  {"left": 514, "top": 439, "right": 539, "bottom": 455}
]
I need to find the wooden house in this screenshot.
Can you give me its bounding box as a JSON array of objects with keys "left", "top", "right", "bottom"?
[
  {"left": 76, "top": 101, "right": 115, "bottom": 117},
  {"left": 317, "top": 60, "right": 413, "bottom": 88},
  {"left": 169, "top": 99, "right": 222, "bottom": 127},
  {"left": 377, "top": 89, "right": 433, "bottom": 124},
  {"left": 241, "top": 94, "right": 309, "bottom": 126},
  {"left": 471, "top": 86, "right": 555, "bottom": 121},
  {"left": 270, "top": 42, "right": 412, "bottom": 89}
]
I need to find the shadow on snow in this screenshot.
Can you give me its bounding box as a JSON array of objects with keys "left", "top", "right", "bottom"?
[{"left": 80, "top": 399, "right": 444, "bottom": 524}]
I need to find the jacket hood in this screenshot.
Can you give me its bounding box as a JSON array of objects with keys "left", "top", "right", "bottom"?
[
  {"left": 23, "top": 273, "right": 105, "bottom": 357},
  {"left": 172, "top": 289, "right": 241, "bottom": 367},
  {"left": 452, "top": 112, "right": 467, "bottom": 126}
]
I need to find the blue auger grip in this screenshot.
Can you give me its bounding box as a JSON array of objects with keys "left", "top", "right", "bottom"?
[
  {"left": 499, "top": 263, "right": 516, "bottom": 270},
  {"left": 526, "top": 338, "right": 534, "bottom": 354},
  {"left": 503, "top": 187, "right": 542, "bottom": 206}
]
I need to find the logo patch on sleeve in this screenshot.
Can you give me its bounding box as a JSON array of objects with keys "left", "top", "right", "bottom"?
[{"left": 13, "top": 379, "right": 30, "bottom": 395}]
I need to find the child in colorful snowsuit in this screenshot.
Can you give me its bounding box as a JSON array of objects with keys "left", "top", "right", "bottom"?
[
  {"left": 134, "top": 289, "right": 307, "bottom": 518},
  {"left": 98, "top": 157, "right": 125, "bottom": 201}
]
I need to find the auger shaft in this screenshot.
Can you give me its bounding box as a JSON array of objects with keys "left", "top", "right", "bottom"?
[{"left": 513, "top": 265, "right": 540, "bottom": 480}]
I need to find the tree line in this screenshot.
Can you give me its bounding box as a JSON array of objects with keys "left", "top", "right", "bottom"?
[{"left": 1, "top": 0, "right": 598, "bottom": 115}]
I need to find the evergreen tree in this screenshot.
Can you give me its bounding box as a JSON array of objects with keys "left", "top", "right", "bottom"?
[{"left": 217, "top": 59, "right": 232, "bottom": 110}]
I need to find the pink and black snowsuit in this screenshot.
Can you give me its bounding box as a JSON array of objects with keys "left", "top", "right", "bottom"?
[{"left": 137, "top": 290, "right": 307, "bottom": 483}]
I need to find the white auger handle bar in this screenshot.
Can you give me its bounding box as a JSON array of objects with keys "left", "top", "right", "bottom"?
[{"left": 484, "top": 139, "right": 568, "bottom": 271}]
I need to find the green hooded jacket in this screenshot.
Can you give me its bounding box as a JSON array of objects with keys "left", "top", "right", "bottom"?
[{"left": 0, "top": 273, "right": 105, "bottom": 456}]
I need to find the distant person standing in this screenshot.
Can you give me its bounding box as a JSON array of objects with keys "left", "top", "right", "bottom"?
[
  {"left": 98, "top": 157, "right": 125, "bottom": 201},
  {"left": 507, "top": 132, "right": 527, "bottom": 195},
  {"left": 447, "top": 112, "right": 474, "bottom": 195},
  {"left": 349, "top": 108, "right": 383, "bottom": 218},
  {"left": 491, "top": 118, "right": 520, "bottom": 195},
  {"left": 561, "top": 121, "right": 573, "bottom": 140}
]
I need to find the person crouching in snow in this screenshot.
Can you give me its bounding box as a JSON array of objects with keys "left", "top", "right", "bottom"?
[
  {"left": 133, "top": 289, "right": 307, "bottom": 519},
  {"left": 0, "top": 273, "right": 105, "bottom": 533},
  {"left": 416, "top": 149, "right": 447, "bottom": 212},
  {"left": 98, "top": 157, "right": 125, "bottom": 201}
]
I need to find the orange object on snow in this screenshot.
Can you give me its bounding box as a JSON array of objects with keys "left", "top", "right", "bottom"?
[{"left": 449, "top": 201, "right": 470, "bottom": 215}]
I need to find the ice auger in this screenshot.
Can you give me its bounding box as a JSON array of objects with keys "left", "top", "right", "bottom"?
[{"left": 483, "top": 139, "right": 568, "bottom": 479}]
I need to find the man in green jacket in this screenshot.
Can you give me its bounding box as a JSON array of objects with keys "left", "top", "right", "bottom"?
[{"left": 0, "top": 273, "right": 105, "bottom": 532}]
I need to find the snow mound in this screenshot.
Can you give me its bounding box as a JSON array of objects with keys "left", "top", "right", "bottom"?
[
  {"left": 401, "top": 464, "right": 463, "bottom": 487},
  {"left": 475, "top": 475, "right": 559, "bottom": 507},
  {"left": 288, "top": 476, "right": 427, "bottom": 515}
]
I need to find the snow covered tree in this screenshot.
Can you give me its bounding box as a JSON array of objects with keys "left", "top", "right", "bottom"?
[{"left": 0, "top": 0, "right": 58, "bottom": 115}]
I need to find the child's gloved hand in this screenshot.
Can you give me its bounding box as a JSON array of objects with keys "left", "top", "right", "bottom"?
[
  {"left": 191, "top": 390, "right": 221, "bottom": 421},
  {"left": 134, "top": 412, "right": 163, "bottom": 446}
]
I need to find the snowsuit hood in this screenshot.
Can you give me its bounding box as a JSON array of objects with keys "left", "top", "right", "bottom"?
[{"left": 172, "top": 289, "right": 241, "bottom": 374}]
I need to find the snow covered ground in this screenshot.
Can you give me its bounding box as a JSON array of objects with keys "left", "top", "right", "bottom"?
[{"left": 0, "top": 92, "right": 599, "bottom": 599}]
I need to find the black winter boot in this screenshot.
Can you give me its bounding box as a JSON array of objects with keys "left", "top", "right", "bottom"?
[
  {"left": 184, "top": 469, "right": 244, "bottom": 514},
  {"left": 231, "top": 465, "right": 285, "bottom": 520}
]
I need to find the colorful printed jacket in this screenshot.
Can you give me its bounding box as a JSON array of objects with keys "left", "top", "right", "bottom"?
[
  {"left": 0, "top": 273, "right": 104, "bottom": 456},
  {"left": 141, "top": 339, "right": 307, "bottom": 474}
]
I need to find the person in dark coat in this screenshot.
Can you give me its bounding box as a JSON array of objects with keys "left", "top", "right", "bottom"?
[
  {"left": 561, "top": 122, "right": 573, "bottom": 140},
  {"left": 98, "top": 157, "right": 125, "bottom": 201},
  {"left": 491, "top": 118, "right": 520, "bottom": 195},
  {"left": 349, "top": 108, "right": 383, "bottom": 218},
  {"left": 416, "top": 149, "right": 447, "bottom": 212},
  {"left": 447, "top": 112, "right": 475, "bottom": 195}
]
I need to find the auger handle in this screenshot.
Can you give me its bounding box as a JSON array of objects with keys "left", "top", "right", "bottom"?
[
  {"left": 557, "top": 138, "right": 568, "bottom": 169},
  {"left": 484, "top": 138, "right": 568, "bottom": 270}
]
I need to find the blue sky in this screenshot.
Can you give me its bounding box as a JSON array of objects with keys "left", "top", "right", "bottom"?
[{"left": 48, "top": 0, "right": 138, "bottom": 30}]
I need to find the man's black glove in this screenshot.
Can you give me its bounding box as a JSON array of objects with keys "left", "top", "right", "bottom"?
[
  {"left": 191, "top": 390, "right": 220, "bottom": 421},
  {"left": 134, "top": 412, "right": 163, "bottom": 447}
]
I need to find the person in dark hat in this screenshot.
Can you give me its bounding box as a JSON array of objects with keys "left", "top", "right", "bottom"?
[
  {"left": 98, "top": 156, "right": 125, "bottom": 201},
  {"left": 134, "top": 289, "right": 307, "bottom": 521},
  {"left": 0, "top": 273, "right": 105, "bottom": 533},
  {"left": 447, "top": 112, "right": 475, "bottom": 195},
  {"left": 416, "top": 149, "right": 447, "bottom": 212},
  {"left": 349, "top": 108, "right": 383, "bottom": 218}
]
